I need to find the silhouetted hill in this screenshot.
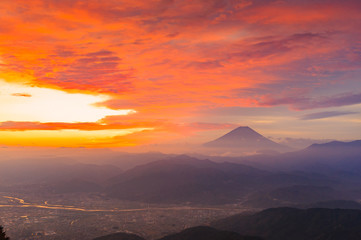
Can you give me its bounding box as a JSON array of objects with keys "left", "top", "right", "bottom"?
[
  {"left": 101, "top": 152, "right": 175, "bottom": 170},
  {"left": 212, "top": 139, "right": 361, "bottom": 171},
  {"left": 203, "top": 126, "right": 290, "bottom": 153},
  {"left": 0, "top": 226, "right": 10, "bottom": 240},
  {"left": 276, "top": 141, "right": 361, "bottom": 195},
  {"left": 93, "top": 232, "right": 145, "bottom": 240},
  {"left": 303, "top": 200, "right": 361, "bottom": 210},
  {"left": 295, "top": 140, "right": 361, "bottom": 166},
  {"left": 107, "top": 155, "right": 269, "bottom": 204},
  {"left": 307, "top": 140, "right": 361, "bottom": 150},
  {"left": 158, "top": 226, "right": 263, "bottom": 240},
  {"left": 213, "top": 207, "right": 361, "bottom": 240},
  {"left": 116, "top": 155, "right": 266, "bottom": 180},
  {"left": 106, "top": 154, "right": 349, "bottom": 204},
  {"left": 243, "top": 185, "right": 341, "bottom": 208},
  {"left": 93, "top": 227, "right": 262, "bottom": 240}
]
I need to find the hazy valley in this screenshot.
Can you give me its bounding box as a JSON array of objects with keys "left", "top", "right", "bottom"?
[
  {"left": 1, "top": 1, "right": 361, "bottom": 239},
  {"left": 0, "top": 127, "right": 360, "bottom": 239}
]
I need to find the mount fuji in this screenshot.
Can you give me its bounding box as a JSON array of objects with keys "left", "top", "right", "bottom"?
[{"left": 203, "top": 126, "right": 290, "bottom": 153}]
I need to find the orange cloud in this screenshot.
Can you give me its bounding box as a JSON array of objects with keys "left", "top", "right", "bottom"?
[
  {"left": 0, "top": 120, "right": 236, "bottom": 133},
  {"left": 0, "top": 121, "right": 152, "bottom": 131},
  {"left": 0, "top": 0, "right": 360, "bottom": 146},
  {"left": 11, "top": 93, "right": 32, "bottom": 97}
]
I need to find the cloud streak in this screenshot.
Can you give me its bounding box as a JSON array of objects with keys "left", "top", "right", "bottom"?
[
  {"left": 0, "top": 120, "right": 236, "bottom": 135},
  {"left": 261, "top": 92, "right": 361, "bottom": 110},
  {"left": 11, "top": 93, "right": 32, "bottom": 97},
  {"left": 299, "top": 111, "right": 359, "bottom": 120}
]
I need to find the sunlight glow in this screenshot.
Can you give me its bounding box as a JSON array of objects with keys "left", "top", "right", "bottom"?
[
  {"left": 0, "top": 79, "right": 135, "bottom": 122},
  {"left": 0, "top": 128, "right": 151, "bottom": 147}
]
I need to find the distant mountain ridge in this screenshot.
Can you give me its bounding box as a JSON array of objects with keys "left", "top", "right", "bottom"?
[
  {"left": 3, "top": 139, "right": 360, "bottom": 206},
  {"left": 308, "top": 140, "right": 361, "bottom": 149},
  {"left": 106, "top": 154, "right": 345, "bottom": 204},
  {"left": 203, "top": 126, "right": 290, "bottom": 153},
  {"left": 303, "top": 140, "right": 361, "bottom": 158},
  {"left": 215, "top": 139, "right": 361, "bottom": 172},
  {"left": 106, "top": 155, "right": 269, "bottom": 204}
]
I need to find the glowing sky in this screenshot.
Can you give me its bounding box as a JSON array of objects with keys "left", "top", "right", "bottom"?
[{"left": 0, "top": 0, "right": 360, "bottom": 147}]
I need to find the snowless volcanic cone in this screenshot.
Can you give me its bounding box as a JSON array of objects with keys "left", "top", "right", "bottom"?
[{"left": 204, "top": 126, "right": 290, "bottom": 153}]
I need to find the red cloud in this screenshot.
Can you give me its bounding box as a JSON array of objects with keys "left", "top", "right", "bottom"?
[
  {"left": 11, "top": 93, "right": 32, "bottom": 97},
  {"left": 0, "top": 0, "right": 360, "bottom": 145},
  {"left": 0, "top": 120, "right": 237, "bottom": 135},
  {"left": 33, "top": 50, "right": 133, "bottom": 94},
  {"left": 0, "top": 121, "right": 156, "bottom": 131}
]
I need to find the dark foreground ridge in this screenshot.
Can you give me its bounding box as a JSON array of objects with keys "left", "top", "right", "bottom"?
[
  {"left": 212, "top": 207, "right": 361, "bottom": 240},
  {"left": 94, "top": 207, "right": 361, "bottom": 240},
  {"left": 158, "top": 226, "right": 263, "bottom": 240},
  {"left": 94, "top": 226, "right": 263, "bottom": 240},
  {"left": 93, "top": 232, "right": 146, "bottom": 240},
  {"left": 0, "top": 226, "right": 9, "bottom": 240}
]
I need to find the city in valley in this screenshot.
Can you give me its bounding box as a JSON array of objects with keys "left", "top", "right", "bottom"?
[
  {"left": 0, "top": 1, "right": 360, "bottom": 239},
  {"left": 0, "top": 192, "right": 250, "bottom": 240}
]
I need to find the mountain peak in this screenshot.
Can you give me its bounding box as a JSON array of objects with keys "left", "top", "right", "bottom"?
[
  {"left": 229, "top": 126, "right": 253, "bottom": 133},
  {"left": 234, "top": 126, "right": 251, "bottom": 129},
  {"left": 203, "top": 126, "right": 290, "bottom": 152},
  {"left": 224, "top": 126, "right": 262, "bottom": 136}
]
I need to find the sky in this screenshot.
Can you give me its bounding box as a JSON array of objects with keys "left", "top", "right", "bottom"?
[{"left": 0, "top": 0, "right": 360, "bottom": 148}]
